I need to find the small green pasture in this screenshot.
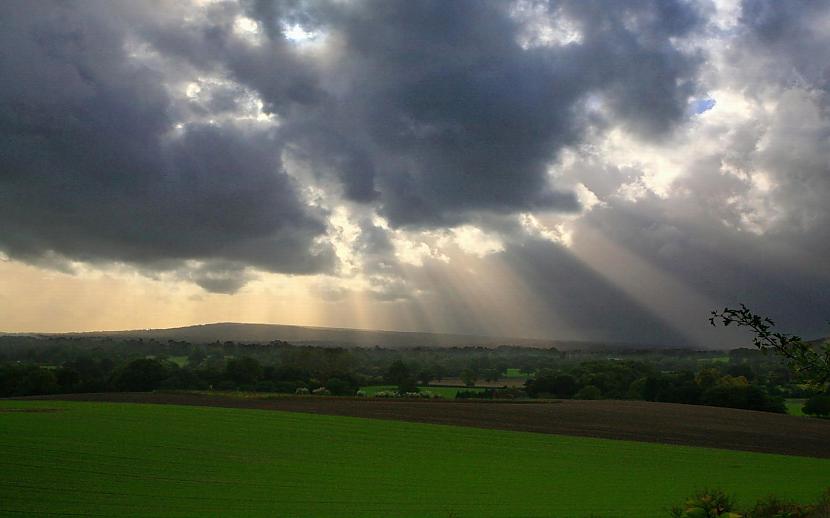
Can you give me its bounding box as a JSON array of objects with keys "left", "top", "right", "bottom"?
[
  {"left": 1, "top": 400, "right": 828, "bottom": 517},
  {"left": 786, "top": 398, "right": 807, "bottom": 416},
  {"left": 504, "top": 368, "right": 528, "bottom": 378},
  {"left": 167, "top": 356, "right": 189, "bottom": 367},
  {"left": 362, "top": 385, "right": 485, "bottom": 398}
]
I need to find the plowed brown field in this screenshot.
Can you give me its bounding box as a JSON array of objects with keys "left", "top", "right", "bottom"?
[{"left": 21, "top": 392, "right": 830, "bottom": 458}]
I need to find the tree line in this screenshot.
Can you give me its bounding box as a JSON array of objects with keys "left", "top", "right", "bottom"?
[{"left": 2, "top": 333, "right": 828, "bottom": 414}]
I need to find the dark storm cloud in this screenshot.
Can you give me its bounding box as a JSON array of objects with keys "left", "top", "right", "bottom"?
[
  {"left": 239, "top": 0, "right": 703, "bottom": 226},
  {"left": 0, "top": 0, "right": 707, "bottom": 293},
  {"left": 0, "top": 0, "right": 334, "bottom": 290},
  {"left": 739, "top": 0, "right": 830, "bottom": 92},
  {"left": 180, "top": 261, "right": 257, "bottom": 294},
  {"left": 557, "top": 0, "right": 703, "bottom": 138},
  {"left": 499, "top": 0, "right": 830, "bottom": 345},
  {"left": 1, "top": 0, "right": 827, "bottom": 344}
]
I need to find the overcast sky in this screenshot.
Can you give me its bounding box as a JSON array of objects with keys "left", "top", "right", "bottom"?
[{"left": 1, "top": 0, "right": 828, "bottom": 347}]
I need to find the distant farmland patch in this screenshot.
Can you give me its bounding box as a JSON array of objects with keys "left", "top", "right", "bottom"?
[
  {"left": 1, "top": 399, "right": 829, "bottom": 517},
  {"left": 362, "top": 385, "right": 485, "bottom": 398},
  {"left": 504, "top": 368, "right": 529, "bottom": 378}
]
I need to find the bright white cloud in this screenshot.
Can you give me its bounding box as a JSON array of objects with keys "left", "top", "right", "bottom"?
[{"left": 446, "top": 226, "right": 505, "bottom": 258}]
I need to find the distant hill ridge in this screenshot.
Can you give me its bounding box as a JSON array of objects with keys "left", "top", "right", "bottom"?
[{"left": 38, "top": 322, "right": 663, "bottom": 350}]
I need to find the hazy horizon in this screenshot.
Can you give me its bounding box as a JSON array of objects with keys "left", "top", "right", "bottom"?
[{"left": 1, "top": 319, "right": 664, "bottom": 347}]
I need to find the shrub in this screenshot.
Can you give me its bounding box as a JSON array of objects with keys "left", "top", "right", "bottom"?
[
  {"left": 669, "top": 488, "right": 830, "bottom": 518},
  {"left": 527, "top": 373, "right": 577, "bottom": 398},
  {"left": 325, "top": 377, "right": 351, "bottom": 396},
  {"left": 745, "top": 496, "right": 812, "bottom": 518},
  {"left": 294, "top": 387, "right": 310, "bottom": 395},
  {"left": 803, "top": 394, "right": 830, "bottom": 417},
  {"left": 669, "top": 489, "right": 739, "bottom": 518},
  {"left": 701, "top": 384, "right": 785, "bottom": 413},
  {"left": 397, "top": 380, "right": 419, "bottom": 394},
  {"left": 813, "top": 489, "right": 830, "bottom": 517}
]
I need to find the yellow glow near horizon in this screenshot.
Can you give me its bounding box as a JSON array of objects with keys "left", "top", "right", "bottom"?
[
  {"left": 0, "top": 250, "right": 576, "bottom": 340},
  {"left": 0, "top": 260, "right": 322, "bottom": 333},
  {"left": 0, "top": 217, "right": 766, "bottom": 344}
]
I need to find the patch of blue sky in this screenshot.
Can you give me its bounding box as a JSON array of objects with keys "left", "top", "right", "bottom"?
[{"left": 689, "top": 98, "right": 716, "bottom": 115}]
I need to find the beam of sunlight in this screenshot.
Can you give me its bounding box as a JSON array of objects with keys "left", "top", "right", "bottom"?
[{"left": 568, "top": 223, "right": 736, "bottom": 346}]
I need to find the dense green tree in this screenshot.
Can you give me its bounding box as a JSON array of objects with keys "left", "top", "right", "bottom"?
[
  {"left": 54, "top": 367, "right": 81, "bottom": 391},
  {"left": 112, "top": 359, "right": 168, "bottom": 392},
  {"left": 387, "top": 360, "right": 409, "bottom": 385},
  {"left": 803, "top": 394, "right": 830, "bottom": 417},
  {"left": 642, "top": 372, "right": 701, "bottom": 404},
  {"left": 526, "top": 373, "right": 578, "bottom": 398},
  {"left": 159, "top": 368, "right": 206, "bottom": 390},
  {"left": 225, "top": 357, "right": 263, "bottom": 385},
  {"left": 701, "top": 383, "right": 785, "bottom": 413},
  {"left": 325, "top": 377, "right": 352, "bottom": 396},
  {"left": 460, "top": 368, "right": 478, "bottom": 387},
  {"left": 726, "top": 363, "right": 754, "bottom": 381},
  {"left": 0, "top": 364, "right": 59, "bottom": 396},
  {"left": 187, "top": 349, "right": 207, "bottom": 366},
  {"left": 416, "top": 369, "right": 435, "bottom": 385},
  {"left": 387, "top": 360, "right": 417, "bottom": 393},
  {"left": 694, "top": 368, "right": 722, "bottom": 390}
]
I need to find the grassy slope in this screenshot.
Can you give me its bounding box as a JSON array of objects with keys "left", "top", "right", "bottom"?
[
  {"left": 786, "top": 398, "right": 807, "bottom": 416},
  {"left": 1, "top": 400, "right": 828, "bottom": 518}
]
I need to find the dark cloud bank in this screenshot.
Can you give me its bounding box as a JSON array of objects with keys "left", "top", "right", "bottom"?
[{"left": 0, "top": 0, "right": 828, "bottom": 344}]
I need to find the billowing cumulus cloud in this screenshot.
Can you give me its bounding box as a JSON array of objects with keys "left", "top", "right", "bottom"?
[
  {"left": 0, "top": 0, "right": 334, "bottom": 284},
  {"left": 0, "top": 0, "right": 828, "bottom": 345}
]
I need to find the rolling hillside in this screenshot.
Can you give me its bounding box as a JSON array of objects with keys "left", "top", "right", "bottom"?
[{"left": 31, "top": 322, "right": 675, "bottom": 350}]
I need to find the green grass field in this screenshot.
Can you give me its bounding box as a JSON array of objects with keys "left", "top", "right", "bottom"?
[
  {"left": 362, "top": 385, "right": 485, "bottom": 398},
  {"left": 786, "top": 398, "right": 807, "bottom": 416},
  {"left": 1, "top": 400, "right": 828, "bottom": 517}
]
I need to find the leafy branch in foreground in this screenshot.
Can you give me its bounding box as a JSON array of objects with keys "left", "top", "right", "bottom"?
[
  {"left": 710, "top": 304, "right": 830, "bottom": 388},
  {"left": 669, "top": 487, "right": 830, "bottom": 517}
]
